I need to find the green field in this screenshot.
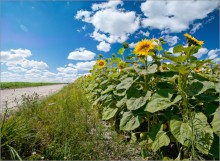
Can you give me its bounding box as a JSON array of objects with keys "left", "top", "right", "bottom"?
[
  {"left": 0, "top": 82, "right": 66, "bottom": 89},
  {"left": 0, "top": 82, "right": 139, "bottom": 160}
]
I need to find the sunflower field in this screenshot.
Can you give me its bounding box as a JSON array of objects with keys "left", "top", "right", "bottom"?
[{"left": 78, "top": 33, "right": 220, "bottom": 160}]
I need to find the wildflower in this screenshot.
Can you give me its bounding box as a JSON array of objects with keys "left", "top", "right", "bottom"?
[
  {"left": 194, "top": 67, "right": 201, "bottom": 72},
  {"left": 32, "top": 152, "right": 36, "bottom": 155},
  {"left": 184, "top": 33, "right": 204, "bottom": 46},
  {"left": 159, "top": 64, "right": 168, "bottom": 72},
  {"left": 97, "top": 59, "right": 106, "bottom": 68},
  {"left": 122, "top": 42, "right": 129, "bottom": 49},
  {"left": 134, "top": 39, "right": 154, "bottom": 57},
  {"left": 41, "top": 156, "right": 44, "bottom": 160},
  {"left": 118, "top": 61, "right": 127, "bottom": 69}
]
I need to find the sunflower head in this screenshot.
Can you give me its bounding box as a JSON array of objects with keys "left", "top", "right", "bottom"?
[
  {"left": 184, "top": 33, "right": 204, "bottom": 46},
  {"left": 118, "top": 61, "right": 127, "bottom": 69},
  {"left": 194, "top": 67, "right": 201, "bottom": 73},
  {"left": 159, "top": 64, "right": 168, "bottom": 72},
  {"left": 134, "top": 39, "right": 154, "bottom": 57},
  {"left": 97, "top": 59, "right": 106, "bottom": 68}
]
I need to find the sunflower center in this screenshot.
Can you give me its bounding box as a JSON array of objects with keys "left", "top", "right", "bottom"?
[
  {"left": 99, "top": 62, "right": 104, "bottom": 66},
  {"left": 141, "top": 44, "right": 150, "bottom": 50}
]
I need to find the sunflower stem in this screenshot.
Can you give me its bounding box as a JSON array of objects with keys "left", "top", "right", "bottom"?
[{"left": 144, "top": 57, "right": 148, "bottom": 92}]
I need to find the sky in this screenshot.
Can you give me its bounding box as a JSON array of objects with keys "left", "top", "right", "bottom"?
[{"left": 0, "top": 0, "right": 219, "bottom": 83}]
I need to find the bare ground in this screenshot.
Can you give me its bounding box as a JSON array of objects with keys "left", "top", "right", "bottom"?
[{"left": 0, "top": 84, "right": 67, "bottom": 114}]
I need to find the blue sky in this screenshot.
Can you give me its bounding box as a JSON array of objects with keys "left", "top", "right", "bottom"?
[{"left": 1, "top": 0, "right": 219, "bottom": 82}]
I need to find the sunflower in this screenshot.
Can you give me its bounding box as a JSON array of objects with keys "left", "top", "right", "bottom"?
[
  {"left": 134, "top": 39, "right": 154, "bottom": 57},
  {"left": 184, "top": 33, "right": 204, "bottom": 46},
  {"left": 194, "top": 67, "right": 201, "bottom": 73},
  {"left": 118, "top": 61, "right": 127, "bottom": 69},
  {"left": 97, "top": 59, "right": 106, "bottom": 68}
]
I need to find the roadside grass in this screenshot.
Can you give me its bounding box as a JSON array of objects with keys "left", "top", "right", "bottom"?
[
  {"left": 0, "top": 82, "right": 66, "bottom": 89},
  {"left": 0, "top": 83, "right": 140, "bottom": 160}
]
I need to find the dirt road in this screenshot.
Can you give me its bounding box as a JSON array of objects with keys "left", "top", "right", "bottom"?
[{"left": 0, "top": 84, "right": 67, "bottom": 114}]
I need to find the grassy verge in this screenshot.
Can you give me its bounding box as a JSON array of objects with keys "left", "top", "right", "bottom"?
[
  {"left": 0, "top": 82, "right": 66, "bottom": 89},
  {"left": 0, "top": 83, "right": 140, "bottom": 160}
]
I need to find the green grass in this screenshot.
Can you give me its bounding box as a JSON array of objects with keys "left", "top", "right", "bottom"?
[
  {"left": 0, "top": 82, "right": 66, "bottom": 89},
  {"left": 0, "top": 83, "right": 140, "bottom": 160}
]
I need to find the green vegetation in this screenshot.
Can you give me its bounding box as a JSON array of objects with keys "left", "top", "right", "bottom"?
[
  {"left": 82, "top": 33, "right": 220, "bottom": 160},
  {"left": 0, "top": 83, "right": 140, "bottom": 160},
  {"left": 0, "top": 82, "right": 65, "bottom": 89}
]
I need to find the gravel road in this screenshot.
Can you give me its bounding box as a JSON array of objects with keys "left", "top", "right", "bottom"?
[{"left": 0, "top": 84, "right": 67, "bottom": 114}]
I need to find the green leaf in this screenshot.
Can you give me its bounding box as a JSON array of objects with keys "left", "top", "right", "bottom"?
[
  {"left": 170, "top": 116, "right": 193, "bottom": 146},
  {"left": 193, "top": 112, "right": 214, "bottom": 154},
  {"left": 130, "top": 133, "right": 137, "bottom": 143},
  {"left": 120, "top": 111, "right": 142, "bottom": 131},
  {"left": 113, "top": 89, "right": 126, "bottom": 96},
  {"left": 101, "top": 85, "right": 115, "bottom": 95},
  {"left": 145, "top": 98, "right": 171, "bottom": 113},
  {"left": 197, "top": 81, "right": 215, "bottom": 95},
  {"left": 184, "top": 46, "right": 201, "bottom": 56},
  {"left": 116, "top": 96, "right": 127, "bottom": 108},
  {"left": 145, "top": 95, "right": 181, "bottom": 113},
  {"left": 126, "top": 96, "right": 146, "bottom": 110},
  {"left": 173, "top": 44, "right": 183, "bottom": 54},
  {"left": 211, "top": 107, "right": 220, "bottom": 136},
  {"left": 102, "top": 107, "right": 118, "bottom": 120},
  {"left": 170, "top": 113, "right": 214, "bottom": 154},
  {"left": 187, "top": 80, "right": 217, "bottom": 96},
  {"left": 140, "top": 64, "right": 158, "bottom": 75},
  {"left": 116, "top": 77, "right": 134, "bottom": 90},
  {"left": 148, "top": 64, "right": 158, "bottom": 74},
  {"left": 100, "top": 80, "right": 108, "bottom": 85},
  {"left": 151, "top": 131, "right": 170, "bottom": 152},
  {"left": 118, "top": 47, "right": 125, "bottom": 55},
  {"left": 155, "top": 45, "right": 163, "bottom": 51},
  {"left": 168, "top": 64, "right": 190, "bottom": 75},
  {"left": 164, "top": 54, "right": 187, "bottom": 63},
  {"left": 111, "top": 57, "right": 121, "bottom": 63},
  {"left": 149, "top": 124, "right": 170, "bottom": 152}
]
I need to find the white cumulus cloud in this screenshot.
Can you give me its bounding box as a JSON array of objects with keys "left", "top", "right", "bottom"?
[
  {"left": 163, "top": 35, "right": 179, "bottom": 46},
  {"left": 190, "top": 23, "right": 203, "bottom": 34},
  {"left": 208, "top": 49, "right": 220, "bottom": 63},
  {"left": 141, "top": 0, "right": 219, "bottom": 33},
  {"left": 194, "top": 48, "right": 208, "bottom": 58},
  {"left": 75, "top": 61, "right": 96, "bottom": 71},
  {"left": 97, "top": 41, "right": 111, "bottom": 52},
  {"left": 75, "top": 0, "right": 140, "bottom": 44},
  {"left": 1, "top": 48, "right": 48, "bottom": 69},
  {"left": 68, "top": 48, "right": 96, "bottom": 60}
]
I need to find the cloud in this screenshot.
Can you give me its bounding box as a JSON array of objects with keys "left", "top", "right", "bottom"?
[
  {"left": 1, "top": 49, "right": 31, "bottom": 63},
  {"left": 75, "top": 61, "right": 96, "bottom": 71},
  {"left": 75, "top": 10, "right": 91, "bottom": 22},
  {"left": 26, "top": 69, "right": 42, "bottom": 74},
  {"left": 138, "top": 30, "right": 150, "bottom": 37},
  {"left": 57, "top": 66, "right": 78, "bottom": 74},
  {"left": 190, "top": 23, "right": 203, "bottom": 34},
  {"left": 208, "top": 49, "right": 220, "bottom": 63},
  {"left": 163, "top": 35, "right": 179, "bottom": 46},
  {"left": 141, "top": 0, "right": 219, "bottom": 33},
  {"left": 75, "top": 0, "right": 140, "bottom": 44},
  {"left": 129, "top": 42, "right": 137, "bottom": 48},
  {"left": 7, "top": 66, "right": 27, "bottom": 73},
  {"left": 1, "top": 48, "right": 48, "bottom": 69},
  {"left": 21, "top": 60, "right": 48, "bottom": 69},
  {"left": 68, "top": 48, "right": 96, "bottom": 60},
  {"left": 91, "top": 1, "right": 123, "bottom": 11},
  {"left": 97, "top": 41, "right": 111, "bottom": 52},
  {"left": 194, "top": 48, "right": 208, "bottom": 58}
]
